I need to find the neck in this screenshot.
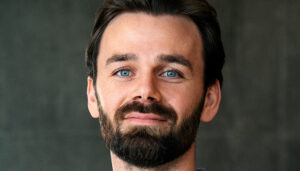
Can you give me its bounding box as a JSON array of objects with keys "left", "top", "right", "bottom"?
[{"left": 110, "top": 143, "right": 196, "bottom": 171}]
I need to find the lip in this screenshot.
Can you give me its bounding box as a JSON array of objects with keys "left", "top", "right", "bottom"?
[{"left": 123, "top": 112, "right": 167, "bottom": 125}]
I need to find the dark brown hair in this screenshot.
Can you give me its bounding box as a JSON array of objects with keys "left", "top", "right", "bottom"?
[{"left": 86, "top": 0, "right": 225, "bottom": 89}]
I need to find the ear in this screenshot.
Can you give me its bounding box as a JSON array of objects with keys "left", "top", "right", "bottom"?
[
  {"left": 200, "top": 80, "right": 221, "bottom": 122},
  {"left": 87, "top": 77, "right": 99, "bottom": 118}
]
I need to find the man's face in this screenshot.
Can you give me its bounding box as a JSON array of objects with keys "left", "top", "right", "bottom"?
[
  {"left": 96, "top": 12, "right": 205, "bottom": 132},
  {"left": 87, "top": 12, "right": 219, "bottom": 167}
]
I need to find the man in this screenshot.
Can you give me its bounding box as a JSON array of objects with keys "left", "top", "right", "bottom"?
[{"left": 86, "top": 0, "right": 225, "bottom": 170}]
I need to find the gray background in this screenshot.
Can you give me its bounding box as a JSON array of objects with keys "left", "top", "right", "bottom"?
[{"left": 0, "top": 0, "right": 299, "bottom": 170}]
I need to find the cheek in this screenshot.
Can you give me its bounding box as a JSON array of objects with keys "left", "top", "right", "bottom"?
[
  {"left": 162, "top": 84, "right": 203, "bottom": 123},
  {"left": 96, "top": 79, "right": 128, "bottom": 121}
]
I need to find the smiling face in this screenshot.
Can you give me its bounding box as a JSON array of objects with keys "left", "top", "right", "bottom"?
[
  {"left": 87, "top": 12, "right": 221, "bottom": 167},
  {"left": 96, "top": 12, "right": 205, "bottom": 125}
]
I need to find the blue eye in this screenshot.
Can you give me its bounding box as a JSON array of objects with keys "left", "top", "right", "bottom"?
[
  {"left": 116, "top": 69, "right": 131, "bottom": 77},
  {"left": 162, "top": 70, "right": 180, "bottom": 78}
]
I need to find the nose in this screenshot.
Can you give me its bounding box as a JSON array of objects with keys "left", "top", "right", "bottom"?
[{"left": 131, "top": 74, "right": 161, "bottom": 103}]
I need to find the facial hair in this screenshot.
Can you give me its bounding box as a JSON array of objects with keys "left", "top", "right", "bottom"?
[{"left": 96, "top": 95, "right": 205, "bottom": 168}]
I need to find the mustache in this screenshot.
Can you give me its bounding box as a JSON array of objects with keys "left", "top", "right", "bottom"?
[{"left": 115, "top": 101, "right": 177, "bottom": 123}]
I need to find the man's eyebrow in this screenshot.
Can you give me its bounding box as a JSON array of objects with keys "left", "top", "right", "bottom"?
[
  {"left": 158, "top": 54, "right": 193, "bottom": 70},
  {"left": 105, "top": 54, "right": 137, "bottom": 66}
]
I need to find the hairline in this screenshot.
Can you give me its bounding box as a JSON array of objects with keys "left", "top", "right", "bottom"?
[{"left": 93, "top": 11, "right": 206, "bottom": 85}]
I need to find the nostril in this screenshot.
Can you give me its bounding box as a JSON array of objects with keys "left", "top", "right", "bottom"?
[
  {"left": 148, "top": 96, "right": 155, "bottom": 101},
  {"left": 133, "top": 96, "right": 142, "bottom": 100},
  {"left": 133, "top": 95, "right": 157, "bottom": 102}
]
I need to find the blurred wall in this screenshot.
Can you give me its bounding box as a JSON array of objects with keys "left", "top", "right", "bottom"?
[{"left": 0, "top": 0, "right": 299, "bottom": 170}]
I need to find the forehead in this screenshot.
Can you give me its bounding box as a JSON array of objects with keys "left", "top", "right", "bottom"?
[{"left": 98, "top": 12, "right": 203, "bottom": 66}]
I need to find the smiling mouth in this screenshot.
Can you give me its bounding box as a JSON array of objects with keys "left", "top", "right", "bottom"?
[{"left": 124, "top": 112, "right": 168, "bottom": 125}]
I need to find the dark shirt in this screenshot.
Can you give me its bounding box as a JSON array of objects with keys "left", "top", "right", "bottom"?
[{"left": 196, "top": 169, "right": 206, "bottom": 171}]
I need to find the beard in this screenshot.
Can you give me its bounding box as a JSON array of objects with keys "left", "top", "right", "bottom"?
[{"left": 96, "top": 95, "right": 205, "bottom": 168}]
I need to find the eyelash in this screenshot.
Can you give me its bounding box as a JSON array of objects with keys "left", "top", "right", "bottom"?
[
  {"left": 112, "top": 68, "right": 184, "bottom": 79},
  {"left": 160, "top": 69, "right": 183, "bottom": 78},
  {"left": 114, "top": 69, "right": 132, "bottom": 77},
  {"left": 112, "top": 67, "right": 133, "bottom": 77}
]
